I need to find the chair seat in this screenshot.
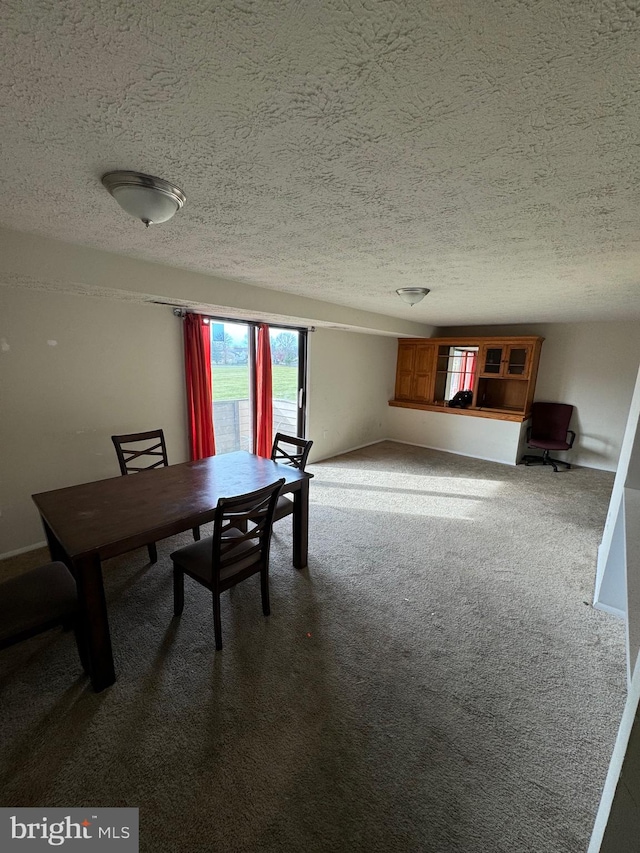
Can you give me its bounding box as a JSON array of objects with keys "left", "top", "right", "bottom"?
[
  {"left": 528, "top": 439, "right": 571, "bottom": 451},
  {"left": 272, "top": 495, "right": 294, "bottom": 522},
  {"left": 0, "top": 562, "right": 78, "bottom": 645},
  {"left": 171, "top": 530, "right": 261, "bottom": 586}
]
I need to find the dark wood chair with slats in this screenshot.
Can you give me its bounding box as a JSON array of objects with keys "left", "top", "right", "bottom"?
[
  {"left": 270, "top": 433, "right": 313, "bottom": 524},
  {"left": 111, "top": 429, "right": 200, "bottom": 564},
  {"left": 170, "top": 478, "right": 285, "bottom": 651},
  {"left": 0, "top": 561, "right": 89, "bottom": 675}
]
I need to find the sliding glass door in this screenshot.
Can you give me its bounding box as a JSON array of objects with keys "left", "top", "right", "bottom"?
[
  {"left": 270, "top": 327, "right": 305, "bottom": 438},
  {"left": 209, "top": 320, "right": 306, "bottom": 454},
  {"left": 210, "top": 320, "right": 254, "bottom": 454}
]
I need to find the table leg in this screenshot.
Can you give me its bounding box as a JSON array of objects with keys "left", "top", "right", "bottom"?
[
  {"left": 73, "top": 554, "right": 116, "bottom": 691},
  {"left": 292, "top": 480, "right": 309, "bottom": 569}
]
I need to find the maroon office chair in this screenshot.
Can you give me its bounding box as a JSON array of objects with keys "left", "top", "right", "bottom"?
[{"left": 520, "top": 402, "right": 576, "bottom": 472}]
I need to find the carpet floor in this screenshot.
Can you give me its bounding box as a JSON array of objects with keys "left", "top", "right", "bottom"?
[{"left": 0, "top": 441, "right": 627, "bottom": 852}]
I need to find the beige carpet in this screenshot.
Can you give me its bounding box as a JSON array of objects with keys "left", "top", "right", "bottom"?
[{"left": 0, "top": 442, "right": 627, "bottom": 853}]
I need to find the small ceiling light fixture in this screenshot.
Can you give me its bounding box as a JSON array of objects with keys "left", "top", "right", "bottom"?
[
  {"left": 101, "top": 170, "right": 186, "bottom": 227},
  {"left": 396, "top": 287, "right": 430, "bottom": 306}
]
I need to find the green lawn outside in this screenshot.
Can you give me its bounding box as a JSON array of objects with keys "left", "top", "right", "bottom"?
[{"left": 211, "top": 365, "right": 298, "bottom": 401}]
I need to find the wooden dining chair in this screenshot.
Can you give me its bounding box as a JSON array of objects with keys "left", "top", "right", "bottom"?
[
  {"left": 170, "top": 478, "right": 285, "bottom": 651},
  {"left": 111, "top": 429, "right": 200, "bottom": 563},
  {"left": 0, "top": 561, "right": 89, "bottom": 675},
  {"left": 270, "top": 433, "right": 313, "bottom": 524}
]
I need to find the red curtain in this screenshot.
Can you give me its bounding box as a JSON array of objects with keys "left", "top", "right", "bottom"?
[
  {"left": 255, "top": 324, "right": 273, "bottom": 458},
  {"left": 461, "top": 351, "right": 477, "bottom": 392},
  {"left": 449, "top": 351, "right": 477, "bottom": 397},
  {"left": 184, "top": 314, "right": 215, "bottom": 460}
]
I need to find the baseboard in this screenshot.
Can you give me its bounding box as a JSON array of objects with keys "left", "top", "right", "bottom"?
[
  {"left": 312, "top": 437, "right": 615, "bottom": 473},
  {"left": 0, "top": 541, "right": 47, "bottom": 561},
  {"left": 386, "top": 438, "right": 615, "bottom": 472},
  {"left": 309, "top": 438, "right": 388, "bottom": 464},
  {"left": 387, "top": 438, "right": 516, "bottom": 467},
  {"left": 592, "top": 600, "right": 626, "bottom": 620},
  {"left": 313, "top": 436, "right": 527, "bottom": 467}
]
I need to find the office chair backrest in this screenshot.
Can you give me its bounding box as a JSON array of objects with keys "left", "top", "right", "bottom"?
[
  {"left": 111, "top": 429, "right": 169, "bottom": 475},
  {"left": 529, "top": 403, "right": 574, "bottom": 442},
  {"left": 271, "top": 433, "right": 313, "bottom": 471},
  {"left": 212, "top": 479, "right": 285, "bottom": 574}
]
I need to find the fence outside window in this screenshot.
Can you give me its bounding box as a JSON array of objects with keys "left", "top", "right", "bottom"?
[{"left": 213, "top": 399, "right": 298, "bottom": 454}]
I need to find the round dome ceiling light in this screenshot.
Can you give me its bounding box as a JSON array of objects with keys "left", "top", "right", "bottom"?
[
  {"left": 101, "top": 170, "right": 186, "bottom": 227},
  {"left": 396, "top": 287, "right": 430, "bottom": 306}
]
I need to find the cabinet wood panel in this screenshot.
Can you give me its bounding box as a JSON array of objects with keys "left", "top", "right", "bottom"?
[{"left": 413, "top": 344, "right": 436, "bottom": 402}]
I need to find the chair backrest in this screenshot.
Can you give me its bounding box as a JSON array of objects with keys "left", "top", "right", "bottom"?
[
  {"left": 529, "top": 402, "right": 574, "bottom": 442},
  {"left": 271, "top": 433, "right": 313, "bottom": 470},
  {"left": 212, "top": 479, "right": 285, "bottom": 577},
  {"left": 111, "top": 429, "right": 169, "bottom": 475}
]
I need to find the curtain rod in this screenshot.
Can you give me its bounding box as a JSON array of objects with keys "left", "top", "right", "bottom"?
[{"left": 171, "top": 307, "right": 313, "bottom": 333}]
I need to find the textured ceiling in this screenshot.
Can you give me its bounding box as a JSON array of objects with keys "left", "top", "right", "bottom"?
[{"left": 2, "top": 0, "right": 640, "bottom": 326}]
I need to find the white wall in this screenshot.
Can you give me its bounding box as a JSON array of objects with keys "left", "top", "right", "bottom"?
[
  {"left": 437, "top": 322, "right": 640, "bottom": 471},
  {"left": 595, "top": 366, "right": 640, "bottom": 625},
  {"left": 388, "top": 408, "right": 524, "bottom": 466},
  {"left": 307, "top": 328, "right": 396, "bottom": 461},
  {"left": 0, "top": 287, "right": 187, "bottom": 555},
  {"left": 0, "top": 291, "right": 400, "bottom": 555}
]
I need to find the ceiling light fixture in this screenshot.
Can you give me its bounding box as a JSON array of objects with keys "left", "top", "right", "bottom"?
[
  {"left": 101, "top": 170, "right": 186, "bottom": 227},
  {"left": 396, "top": 287, "right": 430, "bottom": 306}
]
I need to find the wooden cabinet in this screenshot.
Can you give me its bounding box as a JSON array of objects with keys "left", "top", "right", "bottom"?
[{"left": 392, "top": 335, "right": 544, "bottom": 421}]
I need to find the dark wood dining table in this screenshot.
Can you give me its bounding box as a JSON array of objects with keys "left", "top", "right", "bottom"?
[{"left": 32, "top": 451, "right": 312, "bottom": 691}]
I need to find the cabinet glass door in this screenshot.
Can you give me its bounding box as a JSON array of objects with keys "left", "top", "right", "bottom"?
[
  {"left": 506, "top": 347, "right": 529, "bottom": 377},
  {"left": 482, "top": 347, "right": 503, "bottom": 374}
]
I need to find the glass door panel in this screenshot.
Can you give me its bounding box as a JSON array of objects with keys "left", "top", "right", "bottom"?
[
  {"left": 210, "top": 321, "right": 253, "bottom": 454},
  {"left": 506, "top": 347, "right": 528, "bottom": 376},
  {"left": 482, "top": 347, "right": 503, "bottom": 374},
  {"left": 270, "top": 328, "right": 301, "bottom": 437}
]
